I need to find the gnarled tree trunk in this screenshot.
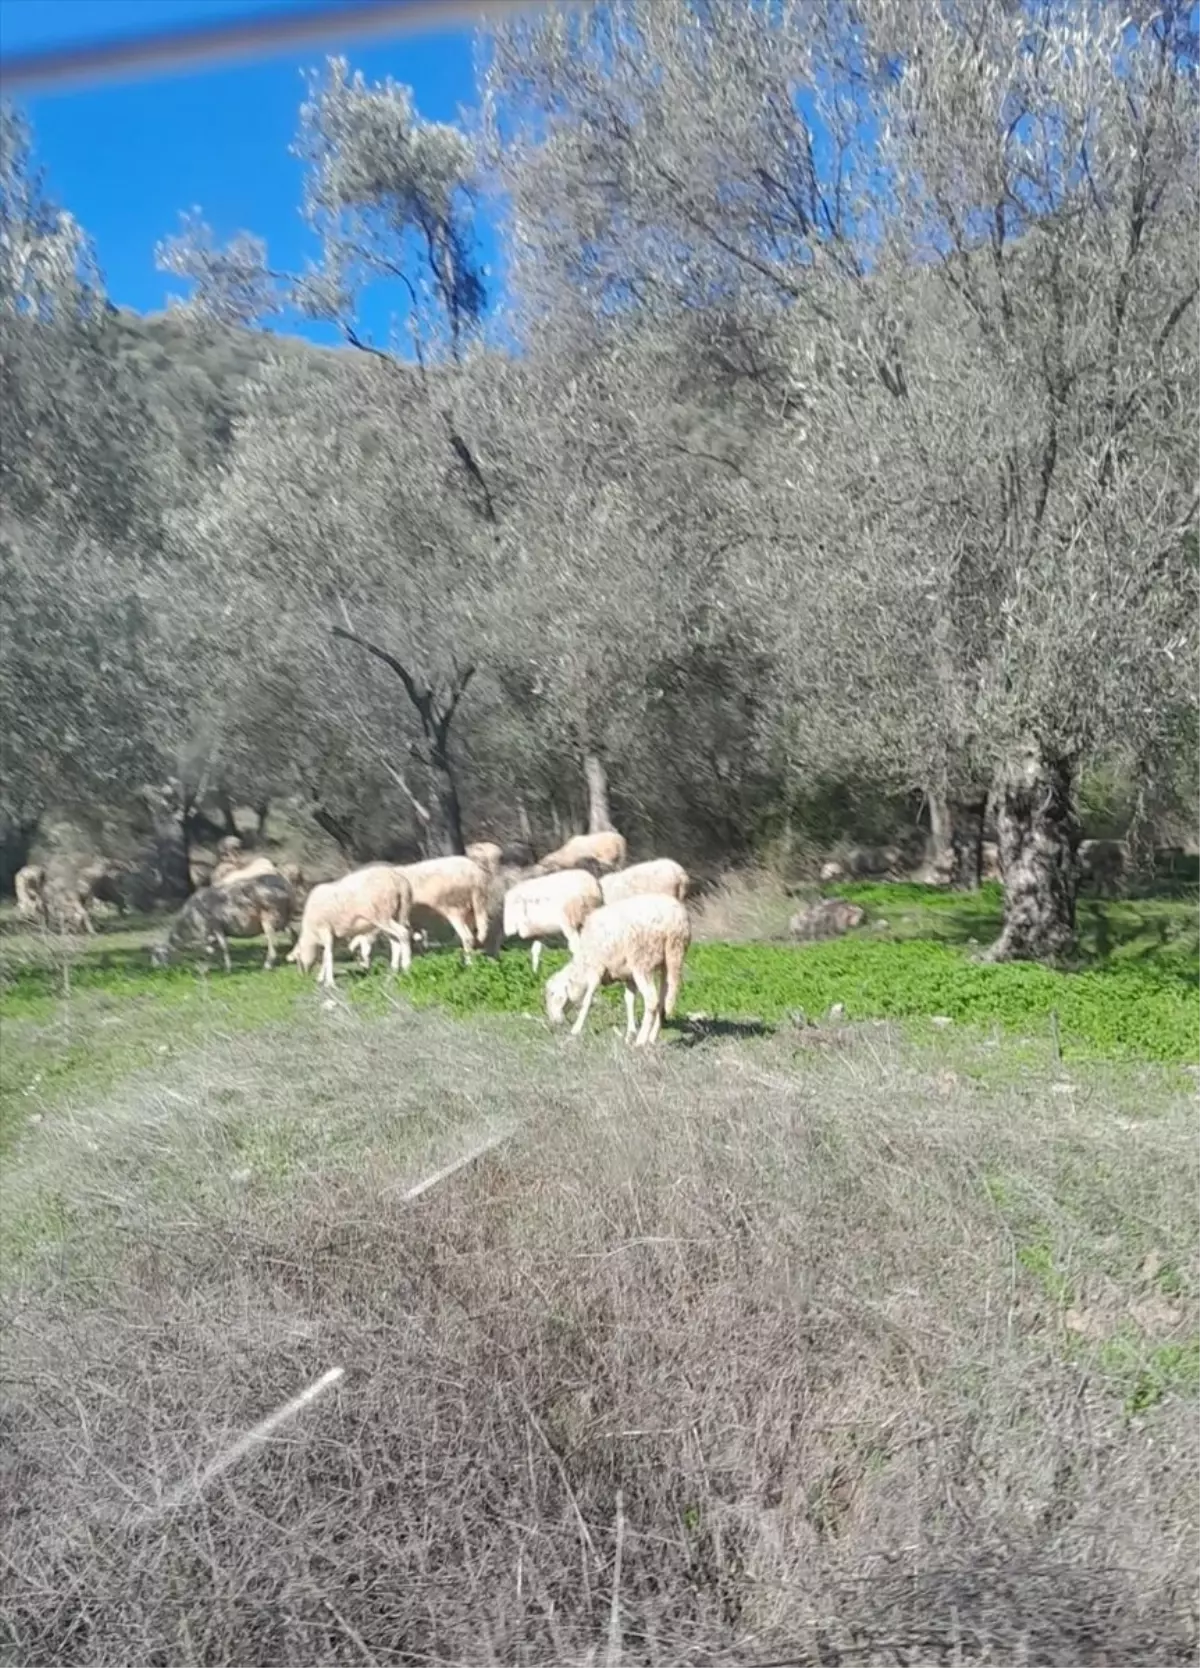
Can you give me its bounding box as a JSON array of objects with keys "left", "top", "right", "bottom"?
[
  {"left": 983, "top": 746, "right": 1081, "bottom": 962},
  {"left": 584, "top": 751, "right": 614, "bottom": 834}
]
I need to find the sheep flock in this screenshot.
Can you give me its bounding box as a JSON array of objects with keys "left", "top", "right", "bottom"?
[{"left": 21, "top": 829, "right": 695, "bottom": 1049}]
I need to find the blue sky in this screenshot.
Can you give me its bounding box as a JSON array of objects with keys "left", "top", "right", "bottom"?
[{"left": 0, "top": 0, "right": 495, "bottom": 344}]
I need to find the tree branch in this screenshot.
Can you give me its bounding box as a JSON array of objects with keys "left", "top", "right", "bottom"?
[{"left": 330, "top": 625, "right": 428, "bottom": 718}]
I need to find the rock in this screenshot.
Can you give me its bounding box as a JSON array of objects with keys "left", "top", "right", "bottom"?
[
  {"left": 844, "top": 844, "right": 903, "bottom": 879},
  {"left": 789, "top": 898, "right": 866, "bottom": 942},
  {"left": 1078, "top": 837, "right": 1129, "bottom": 897},
  {"left": 819, "top": 860, "right": 845, "bottom": 883},
  {"left": 828, "top": 1002, "right": 846, "bottom": 1021}
]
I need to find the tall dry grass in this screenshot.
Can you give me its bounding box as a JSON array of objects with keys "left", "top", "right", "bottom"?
[{"left": 1, "top": 1009, "right": 1196, "bottom": 1665}]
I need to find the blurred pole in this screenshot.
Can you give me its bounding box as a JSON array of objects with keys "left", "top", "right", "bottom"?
[{"left": 0, "top": 0, "right": 548, "bottom": 94}]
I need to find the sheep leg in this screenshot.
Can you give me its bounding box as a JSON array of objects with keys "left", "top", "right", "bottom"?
[
  {"left": 569, "top": 974, "right": 602, "bottom": 1037},
  {"left": 633, "top": 969, "right": 661, "bottom": 1046},
  {"left": 662, "top": 946, "right": 684, "bottom": 1020},
  {"left": 262, "top": 917, "right": 277, "bottom": 971},
  {"left": 623, "top": 981, "right": 638, "bottom": 1042},
  {"left": 319, "top": 928, "right": 335, "bottom": 988},
  {"left": 348, "top": 932, "right": 374, "bottom": 968},
  {"left": 530, "top": 938, "right": 543, "bottom": 974},
  {"left": 383, "top": 921, "right": 412, "bottom": 975},
  {"left": 446, "top": 910, "right": 475, "bottom": 961},
  {"left": 217, "top": 931, "right": 233, "bottom": 975}
]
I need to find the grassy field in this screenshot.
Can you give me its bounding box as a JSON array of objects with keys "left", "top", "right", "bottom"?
[{"left": 1, "top": 881, "right": 1197, "bottom": 1665}]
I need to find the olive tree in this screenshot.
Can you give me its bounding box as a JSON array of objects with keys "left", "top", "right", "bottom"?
[
  {"left": 483, "top": 0, "right": 1199, "bottom": 956},
  {"left": 0, "top": 106, "right": 173, "bottom": 835},
  {"left": 158, "top": 57, "right": 504, "bottom": 853}
]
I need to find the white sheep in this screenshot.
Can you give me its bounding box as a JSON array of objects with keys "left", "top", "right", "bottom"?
[
  {"left": 212, "top": 853, "right": 280, "bottom": 888},
  {"left": 351, "top": 855, "right": 490, "bottom": 968},
  {"left": 537, "top": 830, "right": 628, "bottom": 875},
  {"left": 287, "top": 864, "right": 414, "bottom": 988},
  {"left": 544, "top": 893, "right": 691, "bottom": 1047},
  {"left": 501, "top": 866, "right": 603, "bottom": 972},
  {"left": 600, "top": 857, "right": 689, "bottom": 907},
  {"left": 465, "top": 840, "right": 504, "bottom": 873}
]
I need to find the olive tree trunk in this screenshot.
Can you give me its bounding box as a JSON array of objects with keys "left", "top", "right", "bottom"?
[
  {"left": 983, "top": 747, "right": 1081, "bottom": 962},
  {"left": 584, "top": 751, "right": 614, "bottom": 834}
]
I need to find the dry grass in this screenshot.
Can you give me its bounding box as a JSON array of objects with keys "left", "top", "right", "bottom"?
[
  {"left": 690, "top": 867, "right": 798, "bottom": 942},
  {"left": 1, "top": 1004, "right": 1196, "bottom": 1666}
]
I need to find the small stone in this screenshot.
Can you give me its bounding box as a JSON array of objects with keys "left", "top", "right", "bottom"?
[
  {"left": 790, "top": 899, "right": 866, "bottom": 942},
  {"left": 1050, "top": 1082, "right": 1075, "bottom": 1095},
  {"left": 930, "top": 1015, "right": 952, "bottom": 1028},
  {"left": 1141, "top": 1249, "right": 1164, "bottom": 1282},
  {"left": 230, "top": 1168, "right": 252, "bottom": 1186},
  {"left": 828, "top": 1002, "right": 846, "bottom": 1021},
  {"left": 27, "top": 1113, "right": 43, "bottom": 1126},
  {"left": 1065, "top": 1308, "right": 1107, "bottom": 1341},
  {"left": 873, "top": 919, "right": 889, "bottom": 930},
  {"left": 1129, "top": 1296, "right": 1183, "bottom": 1333},
  {"left": 157, "top": 1043, "right": 169, "bottom": 1054}
]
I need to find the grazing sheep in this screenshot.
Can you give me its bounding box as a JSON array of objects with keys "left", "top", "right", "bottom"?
[
  {"left": 354, "top": 855, "right": 490, "bottom": 967},
  {"left": 152, "top": 873, "right": 296, "bottom": 973},
  {"left": 466, "top": 840, "right": 504, "bottom": 874},
  {"left": 502, "top": 867, "right": 603, "bottom": 972},
  {"left": 537, "top": 830, "right": 628, "bottom": 876},
  {"left": 544, "top": 893, "right": 691, "bottom": 1048},
  {"left": 22, "top": 864, "right": 94, "bottom": 934},
  {"left": 288, "top": 864, "right": 413, "bottom": 988},
  {"left": 77, "top": 857, "right": 129, "bottom": 917},
  {"left": 212, "top": 852, "right": 280, "bottom": 888},
  {"left": 600, "top": 857, "right": 689, "bottom": 907},
  {"left": 14, "top": 864, "right": 46, "bottom": 923}
]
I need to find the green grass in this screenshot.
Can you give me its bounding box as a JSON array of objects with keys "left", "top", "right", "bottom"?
[{"left": 2, "top": 884, "right": 1195, "bottom": 1156}]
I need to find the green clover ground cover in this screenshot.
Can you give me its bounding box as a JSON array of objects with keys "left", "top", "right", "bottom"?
[{"left": 1, "top": 883, "right": 1195, "bottom": 1151}]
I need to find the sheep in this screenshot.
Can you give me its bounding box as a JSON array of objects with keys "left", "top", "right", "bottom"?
[
  {"left": 77, "top": 857, "right": 130, "bottom": 917},
  {"left": 501, "top": 867, "right": 603, "bottom": 972},
  {"left": 536, "top": 830, "right": 628, "bottom": 876},
  {"left": 151, "top": 873, "right": 296, "bottom": 973},
  {"left": 544, "top": 893, "right": 691, "bottom": 1047},
  {"left": 14, "top": 864, "right": 46, "bottom": 923},
  {"left": 600, "top": 857, "right": 689, "bottom": 907},
  {"left": 352, "top": 855, "right": 491, "bottom": 968},
  {"left": 287, "top": 864, "right": 413, "bottom": 988},
  {"left": 16, "top": 864, "right": 94, "bottom": 934},
  {"left": 466, "top": 840, "right": 504, "bottom": 874},
  {"left": 212, "top": 853, "right": 280, "bottom": 888}
]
